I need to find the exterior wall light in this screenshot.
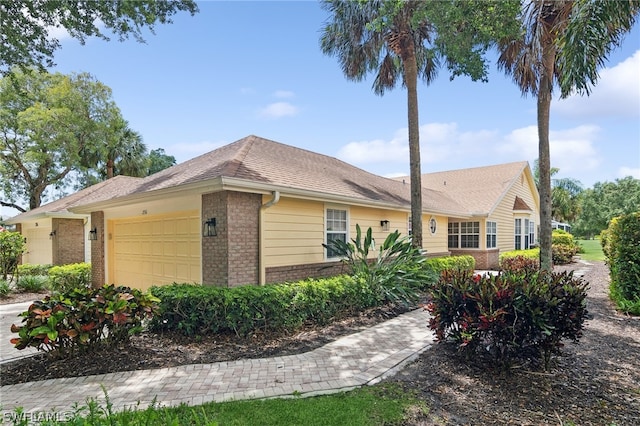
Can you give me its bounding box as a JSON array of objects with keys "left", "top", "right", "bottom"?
[
  {"left": 88, "top": 227, "right": 98, "bottom": 241},
  {"left": 49, "top": 230, "right": 56, "bottom": 239},
  {"left": 380, "top": 220, "right": 390, "bottom": 231},
  {"left": 203, "top": 218, "right": 217, "bottom": 237}
]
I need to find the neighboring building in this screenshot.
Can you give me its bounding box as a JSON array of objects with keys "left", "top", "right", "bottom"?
[
  {"left": 10, "top": 135, "right": 540, "bottom": 289},
  {"left": 5, "top": 176, "right": 142, "bottom": 266},
  {"left": 552, "top": 220, "right": 571, "bottom": 233}
]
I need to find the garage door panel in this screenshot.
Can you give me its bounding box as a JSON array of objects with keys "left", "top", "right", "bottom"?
[{"left": 111, "top": 210, "right": 201, "bottom": 290}]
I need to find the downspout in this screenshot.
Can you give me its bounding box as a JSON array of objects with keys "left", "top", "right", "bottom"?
[{"left": 259, "top": 191, "right": 280, "bottom": 285}]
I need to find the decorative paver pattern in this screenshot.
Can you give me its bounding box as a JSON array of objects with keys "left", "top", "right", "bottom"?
[{"left": 0, "top": 308, "right": 433, "bottom": 417}]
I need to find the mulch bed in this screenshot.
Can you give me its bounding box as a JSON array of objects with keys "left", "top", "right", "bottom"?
[{"left": 2, "top": 261, "right": 639, "bottom": 425}]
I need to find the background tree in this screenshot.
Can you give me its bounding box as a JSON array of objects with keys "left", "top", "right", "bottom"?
[
  {"left": 498, "top": 0, "right": 638, "bottom": 271},
  {"left": 147, "top": 148, "right": 177, "bottom": 175},
  {"left": 321, "top": 0, "right": 520, "bottom": 247},
  {"left": 0, "top": 0, "right": 198, "bottom": 74},
  {"left": 532, "top": 159, "right": 583, "bottom": 224},
  {"left": 573, "top": 177, "right": 640, "bottom": 239},
  {"left": 0, "top": 69, "right": 121, "bottom": 211}
]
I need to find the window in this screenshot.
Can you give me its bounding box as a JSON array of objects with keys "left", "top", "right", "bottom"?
[
  {"left": 460, "top": 221, "right": 480, "bottom": 248},
  {"left": 524, "top": 218, "right": 530, "bottom": 249},
  {"left": 529, "top": 221, "right": 535, "bottom": 247},
  {"left": 486, "top": 221, "right": 497, "bottom": 249},
  {"left": 448, "top": 221, "right": 479, "bottom": 249},
  {"left": 515, "top": 218, "right": 522, "bottom": 250},
  {"left": 448, "top": 222, "right": 459, "bottom": 249},
  {"left": 326, "top": 208, "right": 347, "bottom": 258}
]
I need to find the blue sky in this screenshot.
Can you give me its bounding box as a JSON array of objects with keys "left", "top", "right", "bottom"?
[{"left": 3, "top": 1, "right": 639, "bottom": 217}]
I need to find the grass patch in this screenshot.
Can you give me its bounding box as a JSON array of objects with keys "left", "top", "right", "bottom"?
[
  {"left": 10, "top": 383, "right": 427, "bottom": 426},
  {"left": 576, "top": 239, "right": 605, "bottom": 262}
]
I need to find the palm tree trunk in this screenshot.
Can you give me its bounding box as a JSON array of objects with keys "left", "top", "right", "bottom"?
[
  {"left": 538, "top": 42, "right": 556, "bottom": 272},
  {"left": 405, "top": 47, "right": 423, "bottom": 249},
  {"left": 106, "top": 158, "right": 114, "bottom": 179}
]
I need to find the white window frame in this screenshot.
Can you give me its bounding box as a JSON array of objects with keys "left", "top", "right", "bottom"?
[
  {"left": 515, "top": 218, "right": 522, "bottom": 250},
  {"left": 325, "top": 206, "right": 348, "bottom": 259},
  {"left": 486, "top": 221, "right": 497, "bottom": 249},
  {"left": 448, "top": 221, "right": 480, "bottom": 249},
  {"left": 529, "top": 221, "right": 535, "bottom": 247}
]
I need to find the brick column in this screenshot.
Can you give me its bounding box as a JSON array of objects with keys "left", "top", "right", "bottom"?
[
  {"left": 51, "top": 218, "right": 85, "bottom": 265},
  {"left": 90, "top": 211, "right": 105, "bottom": 288},
  {"left": 202, "top": 192, "right": 229, "bottom": 286}
]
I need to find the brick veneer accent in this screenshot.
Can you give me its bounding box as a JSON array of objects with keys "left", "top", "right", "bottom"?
[
  {"left": 449, "top": 249, "right": 500, "bottom": 270},
  {"left": 90, "top": 211, "right": 105, "bottom": 288},
  {"left": 202, "top": 191, "right": 261, "bottom": 287},
  {"left": 15, "top": 224, "right": 23, "bottom": 264},
  {"left": 51, "top": 218, "right": 84, "bottom": 265},
  {"left": 265, "top": 261, "right": 348, "bottom": 284}
]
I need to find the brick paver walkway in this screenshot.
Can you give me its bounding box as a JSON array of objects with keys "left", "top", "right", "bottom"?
[{"left": 0, "top": 308, "right": 433, "bottom": 417}]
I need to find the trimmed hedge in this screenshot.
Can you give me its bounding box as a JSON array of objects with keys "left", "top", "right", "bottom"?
[
  {"left": 604, "top": 212, "right": 640, "bottom": 314},
  {"left": 17, "top": 263, "right": 53, "bottom": 277},
  {"left": 423, "top": 255, "right": 475, "bottom": 274},
  {"left": 150, "top": 275, "right": 379, "bottom": 337},
  {"left": 48, "top": 263, "right": 91, "bottom": 293}
]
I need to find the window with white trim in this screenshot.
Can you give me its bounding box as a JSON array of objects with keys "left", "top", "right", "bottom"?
[
  {"left": 515, "top": 218, "right": 522, "bottom": 250},
  {"left": 486, "top": 221, "right": 497, "bottom": 249},
  {"left": 524, "top": 218, "right": 530, "bottom": 249},
  {"left": 448, "top": 221, "right": 480, "bottom": 249},
  {"left": 326, "top": 208, "right": 347, "bottom": 258},
  {"left": 529, "top": 221, "right": 535, "bottom": 246}
]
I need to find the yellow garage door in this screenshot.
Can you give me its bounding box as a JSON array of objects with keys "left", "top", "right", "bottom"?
[{"left": 109, "top": 210, "right": 201, "bottom": 290}]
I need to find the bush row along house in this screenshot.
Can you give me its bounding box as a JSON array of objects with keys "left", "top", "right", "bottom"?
[{"left": 7, "top": 135, "right": 540, "bottom": 290}]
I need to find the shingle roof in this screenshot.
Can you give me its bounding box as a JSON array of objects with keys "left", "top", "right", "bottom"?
[
  {"left": 124, "top": 135, "right": 467, "bottom": 214},
  {"left": 6, "top": 175, "right": 142, "bottom": 223},
  {"left": 398, "top": 161, "right": 531, "bottom": 216}
]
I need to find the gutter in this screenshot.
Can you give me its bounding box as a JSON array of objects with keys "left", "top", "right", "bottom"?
[{"left": 259, "top": 191, "right": 280, "bottom": 285}]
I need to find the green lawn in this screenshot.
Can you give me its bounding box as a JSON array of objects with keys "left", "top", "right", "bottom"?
[
  {"left": 23, "top": 383, "right": 427, "bottom": 426},
  {"left": 577, "top": 239, "right": 605, "bottom": 262}
]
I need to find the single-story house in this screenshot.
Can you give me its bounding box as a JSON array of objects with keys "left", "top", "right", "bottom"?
[
  {"left": 5, "top": 176, "right": 142, "bottom": 265},
  {"left": 10, "top": 135, "right": 540, "bottom": 289}
]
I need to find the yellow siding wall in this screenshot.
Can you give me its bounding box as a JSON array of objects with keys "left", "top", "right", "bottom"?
[
  {"left": 262, "top": 197, "right": 447, "bottom": 268},
  {"left": 108, "top": 210, "right": 201, "bottom": 290},
  {"left": 22, "top": 220, "right": 53, "bottom": 265},
  {"left": 262, "top": 198, "right": 325, "bottom": 267},
  {"left": 487, "top": 172, "right": 540, "bottom": 252}
]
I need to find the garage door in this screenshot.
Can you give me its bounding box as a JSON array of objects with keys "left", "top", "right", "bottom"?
[
  {"left": 24, "top": 227, "right": 52, "bottom": 265},
  {"left": 109, "top": 210, "right": 201, "bottom": 290}
]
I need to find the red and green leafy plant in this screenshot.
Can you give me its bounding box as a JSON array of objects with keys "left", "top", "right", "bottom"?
[
  {"left": 426, "top": 269, "right": 589, "bottom": 369},
  {"left": 10, "top": 284, "right": 160, "bottom": 357}
]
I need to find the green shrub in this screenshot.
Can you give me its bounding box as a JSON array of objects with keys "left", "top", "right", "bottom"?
[
  {"left": 150, "top": 275, "right": 381, "bottom": 337},
  {"left": 322, "top": 225, "right": 435, "bottom": 305},
  {"left": 10, "top": 284, "right": 160, "bottom": 357},
  {"left": 605, "top": 212, "right": 640, "bottom": 309},
  {"left": 552, "top": 243, "right": 578, "bottom": 265},
  {"left": 17, "top": 263, "right": 52, "bottom": 276},
  {"left": 500, "top": 248, "right": 539, "bottom": 262},
  {"left": 499, "top": 255, "right": 539, "bottom": 273},
  {"left": 427, "top": 269, "right": 589, "bottom": 369},
  {"left": 552, "top": 229, "right": 576, "bottom": 246},
  {"left": 48, "top": 263, "right": 91, "bottom": 293},
  {"left": 423, "top": 255, "right": 475, "bottom": 275},
  {"left": 0, "top": 231, "right": 25, "bottom": 280},
  {"left": 16, "top": 275, "right": 49, "bottom": 293},
  {"left": 0, "top": 279, "right": 11, "bottom": 297}
]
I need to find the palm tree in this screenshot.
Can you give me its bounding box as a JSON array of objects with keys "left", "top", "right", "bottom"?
[
  {"left": 498, "top": 0, "right": 638, "bottom": 271},
  {"left": 105, "top": 117, "right": 147, "bottom": 179},
  {"left": 321, "top": 0, "right": 438, "bottom": 248}
]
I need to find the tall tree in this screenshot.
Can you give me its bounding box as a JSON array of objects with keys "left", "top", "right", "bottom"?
[
  {"left": 532, "top": 159, "right": 583, "bottom": 224},
  {"left": 0, "top": 0, "right": 198, "bottom": 74},
  {"left": 321, "top": 0, "right": 520, "bottom": 247},
  {"left": 0, "top": 69, "right": 120, "bottom": 211},
  {"left": 498, "top": 0, "right": 638, "bottom": 271},
  {"left": 101, "top": 117, "right": 148, "bottom": 179},
  {"left": 147, "top": 148, "right": 177, "bottom": 175}
]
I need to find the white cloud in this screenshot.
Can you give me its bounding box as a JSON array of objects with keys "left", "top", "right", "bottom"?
[
  {"left": 163, "top": 140, "right": 227, "bottom": 163},
  {"left": 240, "top": 87, "right": 255, "bottom": 95},
  {"left": 274, "top": 90, "right": 295, "bottom": 99},
  {"left": 618, "top": 166, "right": 640, "bottom": 179},
  {"left": 500, "top": 125, "right": 601, "bottom": 172},
  {"left": 258, "top": 102, "right": 299, "bottom": 119},
  {"left": 554, "top": 50, "right": 640, "bottom": 119}
]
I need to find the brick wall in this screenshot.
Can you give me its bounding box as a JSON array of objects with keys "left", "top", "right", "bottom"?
[
  {"left": 265, "top": 261, "right": 348, "bottom": 284},
  {"left": 51, "top": 218, "right": 84, "bottom": 265},
  {"left": 227, "top": 191, "right": 260, "bottom": 286},
  {"left": 90, "top": 211, "right": 105, "bottom": 288},
  {"left": 202, "top": 191, "right": 261, "bottom": 287},
  {"left": 449, "top": 249, "right": 499, "bottom": 270}
]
